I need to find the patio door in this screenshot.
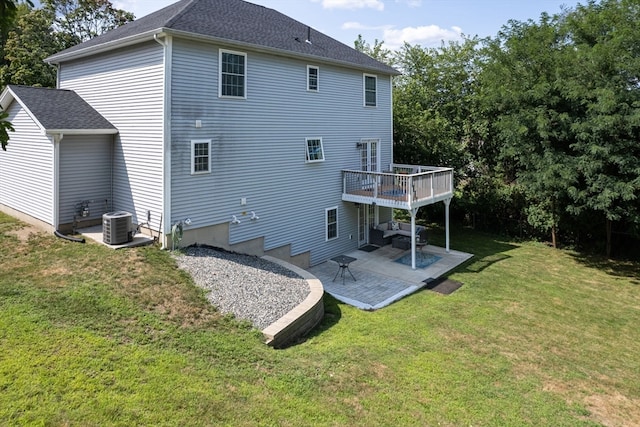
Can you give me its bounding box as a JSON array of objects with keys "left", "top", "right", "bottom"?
[
  {"left": 358, "top": 203, "right": 376, "bottom": 247},
  {"left": 358, "top": 139, "right": 380, "bottom": 246},
  {"left": 359, "top": 138, "right": 380, "bottom": 191},
  {"left": 360, "top": 138, "right": 379, "bottom": 173}
]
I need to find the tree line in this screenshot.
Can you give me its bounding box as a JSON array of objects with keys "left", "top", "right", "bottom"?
[{"left": 358, "top": 0, "right": 640, "bottom": 259}]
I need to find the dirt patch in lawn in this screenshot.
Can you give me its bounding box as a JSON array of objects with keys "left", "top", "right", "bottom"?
[
  {"left": 543, "top": 380, "right": 640, "bottom": 426},
  {"left": 7, "top": 223, "right": 44, "bottom": 243},
  {"left": 583, "top": 392, "right": 640, "bottom": 427}
]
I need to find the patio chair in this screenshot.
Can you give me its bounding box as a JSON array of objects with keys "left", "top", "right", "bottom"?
[{"left": 416, "top": 229, "right": 428, "bottom": 258}]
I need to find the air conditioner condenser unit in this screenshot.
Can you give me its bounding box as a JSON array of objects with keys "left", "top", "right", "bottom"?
[{"left": 103, "top": 211, "right": 133, "bottom": 245}]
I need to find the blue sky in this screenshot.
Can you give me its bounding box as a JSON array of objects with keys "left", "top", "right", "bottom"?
[{"left": 112, "top": 1, "right": 580, "bottom": 49}]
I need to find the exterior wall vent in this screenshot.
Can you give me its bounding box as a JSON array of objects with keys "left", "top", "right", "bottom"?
[{"left": 103, "top": 211, "right": 132, "bottom": 245}]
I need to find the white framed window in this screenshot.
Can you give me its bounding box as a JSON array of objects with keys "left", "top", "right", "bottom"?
[
  {"left": 363, "top": 74, "right": 377, "bottom": 107},
  {"left": 326, "top": 206, "right": 338, "bottom": 241},
  {"left": 219, "top": 49, "right": 246, "bottom": 98},
  {"left": 307, "top": 65, "right": 319, "bottom": 91},
  {"left": 191, "top": 139, "right": 211, "bottom": 174},
  {"left": 305, "top": 137, "right": 325, "bottom": 163}
]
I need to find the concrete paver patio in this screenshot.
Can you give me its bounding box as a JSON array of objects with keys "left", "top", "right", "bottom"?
[{"left": 307, "top": 244, "right": 473, "bottom": 310}]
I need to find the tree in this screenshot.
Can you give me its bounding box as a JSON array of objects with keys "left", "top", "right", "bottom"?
[
  {"left": 0, "top": 0, "right": 33, "bottom": 36},
  {"left": 393, "top": 38, "right": 492, "bottom": 223},
  {"left": 562, "top": 0, "right": 640, "bottom": 257},
  {"left": 479, "top": 13, "right": 580, "bottom": 247},
  {"left": 43, "top": 0, "right": 134, "bottom": 45},
  {"left": 1, "top": 1, "right": 34, "bottom": 78},
  {"left": 354, "top": 34, "right": 393, "bottom": 66},
  {"left": 0, "top": 9, "right": 62, "bottom": 88},
  {"left": 0, "top": 109, "right": 14, "bottom": 150}
]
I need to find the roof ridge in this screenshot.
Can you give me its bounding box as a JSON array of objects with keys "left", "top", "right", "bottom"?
[{"left": 164, "top": 0, "right": 199, "bottom": 29}]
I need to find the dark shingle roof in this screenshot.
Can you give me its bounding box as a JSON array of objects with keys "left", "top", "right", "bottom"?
[
  {"left": 6, "top": 85, "right": 116, "bottom": 132},
  {"left": 46, "top": 0, "right": 399, "bottom": 75}
]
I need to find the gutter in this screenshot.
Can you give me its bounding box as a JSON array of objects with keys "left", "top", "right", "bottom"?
[{"left": 46, "top": 29, "right": 164, "bottom": 64}]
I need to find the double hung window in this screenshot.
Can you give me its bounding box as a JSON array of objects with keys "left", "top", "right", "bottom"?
[
  {"left": 191, "top": 139, "right": 211, "bottom": 174},
  {"left": 364, "top": 74, "right": 377, "bottom": 107},
  {"left": 220, "top": 50, "right": 246, "bottom": 98},
  {"left": 307, "top": 66, "right": 319, "bottom": 91},
  {"left": 326, "top": 207, "right": 338, "bottom": 240}
]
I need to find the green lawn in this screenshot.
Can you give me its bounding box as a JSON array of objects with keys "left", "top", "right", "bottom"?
[{"left": 1, "top": 212, "right": 639, "bottom": 426}]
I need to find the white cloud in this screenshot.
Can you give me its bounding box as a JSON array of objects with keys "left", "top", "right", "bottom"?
[
  {"left": 383, "top": 25, "right": 463, "bottom": 48},
  {"left": 313, "top": 0, "right": 385, "bottom": 11},
  {"left": 395, "top": 0, "right": 422, "bottom": 7},
  {"left": 342, "top": 21, "right": 386, "bottom": 30}
]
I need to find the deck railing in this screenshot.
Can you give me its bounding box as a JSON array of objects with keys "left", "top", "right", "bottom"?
[{"left": 342, "top": 164, "right": 454, "bottom": 209}]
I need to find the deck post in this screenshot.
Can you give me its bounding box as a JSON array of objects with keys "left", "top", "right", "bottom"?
[
  {"left": 410, "top": 208, "right": 418, "bottom": 269},
  {"left": 444, "top": 197, "right": 451, "bottom": 253}
]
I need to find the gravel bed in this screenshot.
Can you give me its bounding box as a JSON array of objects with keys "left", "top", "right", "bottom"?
[{"left": 173, "top": 246, "right": 310, "bottom": 330}]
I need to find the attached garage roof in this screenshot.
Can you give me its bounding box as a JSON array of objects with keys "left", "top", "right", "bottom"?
[{"left": 0, "top": 85, "right": 117, "bottom": 135}]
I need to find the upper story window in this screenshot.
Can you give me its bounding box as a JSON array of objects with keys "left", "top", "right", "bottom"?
[
  {"left": 305, "top": 137, "right": 324, "bottom": 163},
  {"left": 220, "top": 49, "right": 246, "bottom": 98},
  {"left": 191, "top": 139, "right": 211, "bottom": 174},
  {"left": 364, "top": 74, "right": 377, "bottom": 107},
  {"left": 307, "top": 65, "right": 319, "bottom": 91}
]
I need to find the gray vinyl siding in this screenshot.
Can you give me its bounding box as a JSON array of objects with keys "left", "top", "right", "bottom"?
[
  {"left": 58, "top": 135, "right": 112, "bottom": 225},
  {"left": 170, "top": 39, "right": 393, "bottom": 265},
  {"left": 58, "top": 41, "right": 164, "bottom": 229},
  {"left": 0, "top": 102, "right": 54, "bottom": 225}
]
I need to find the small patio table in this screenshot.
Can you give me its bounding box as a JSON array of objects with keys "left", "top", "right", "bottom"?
[{"left": 331, "top": 255, "right": 357, "bottom": 284}]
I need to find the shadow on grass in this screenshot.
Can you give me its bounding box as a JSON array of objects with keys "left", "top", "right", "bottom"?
[
  {"left": 290, "top": 294, "right": 342, "bottom": 346},
  {"left": 428, "top": 225, "right": 519, "bottom": 275},
  {"left": 569, "top": 252, "right": 640, "bottom": 285}
]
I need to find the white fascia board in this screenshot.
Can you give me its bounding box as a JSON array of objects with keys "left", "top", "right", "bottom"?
[
  {"left": 1, "top": 87, "right": 48, "bottom": 134},
  {"left": 46, "top": 30, "right": 164, "bottom": 64},
  {"left": 46, "top": 129, "right": 119, "bottom": 135},
  {"left": 0, "top": 86, "right": 14, "bottom": 110}
]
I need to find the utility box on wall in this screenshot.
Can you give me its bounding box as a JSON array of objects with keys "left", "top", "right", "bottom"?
[{"left": 103, "top": 211, "right": 132, "bottom": 245}]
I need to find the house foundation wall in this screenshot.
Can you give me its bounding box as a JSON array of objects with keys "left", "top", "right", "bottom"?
[
  {"left": 0, "top": 203, "right": 54, "bottom": 233},
  {"left": 170, "top": 223, "right": 311, "bottom": 268}
]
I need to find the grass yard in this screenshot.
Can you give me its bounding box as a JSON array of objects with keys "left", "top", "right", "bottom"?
[{"left": 1, "top": 212, "right": 639, "bottom": 426}]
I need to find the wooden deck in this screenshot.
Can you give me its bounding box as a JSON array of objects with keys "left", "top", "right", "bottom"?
[{"left": 342, "top": 164, "right": 454, "bottom": 210}]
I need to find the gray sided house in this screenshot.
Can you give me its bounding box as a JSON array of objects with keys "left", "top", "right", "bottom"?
[{"left": 0, "top": 0, "right": 452, "bottom": 269}]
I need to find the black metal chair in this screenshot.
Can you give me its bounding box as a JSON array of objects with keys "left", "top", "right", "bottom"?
[{"left": 416, "top": 229, "right": 428, "bottom": 258}]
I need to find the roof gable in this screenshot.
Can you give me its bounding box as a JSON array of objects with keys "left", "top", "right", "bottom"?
[
  {"left": 46, "top": 0, "right": 399, "bottom": 76},
  {"left": 0, "top": 85, "right": 117, "bottom": 134}
]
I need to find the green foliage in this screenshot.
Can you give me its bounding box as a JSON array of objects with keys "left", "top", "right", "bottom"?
[
  {"left": 393, "top": 38, "right": 484, "bottom": 174},
  {"left": 354, "top": 34, "right": 393, "bottom": 66},
  {"left": 0, "top": 9, "right": 62, "bottom": 88},
  {"left": 563, "top": 0, "right": 640, "bottom": 226},
  {"left": 388, "top": 1, "right": 640, "bottom": 255},
  {"left": 43, "top": 0, "right": 135, "bottom": 44},
  {"left": 0, "top": 109, "right": 14, "bottom": 150},
  {"left": 478, "top": 0, "right": 640, "bottom": 252}
]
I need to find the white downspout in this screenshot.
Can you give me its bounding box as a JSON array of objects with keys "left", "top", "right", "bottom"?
[{"left": 154, "top": 33, "right": 172, "bottom": 249}]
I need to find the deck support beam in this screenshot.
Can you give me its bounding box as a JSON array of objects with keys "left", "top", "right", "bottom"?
[
  {"left": 410, "top": 207, "right": 418, "bottom": 270},
  {"left": 444, "top": 197, "right": 451, "bottom": 253}
]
